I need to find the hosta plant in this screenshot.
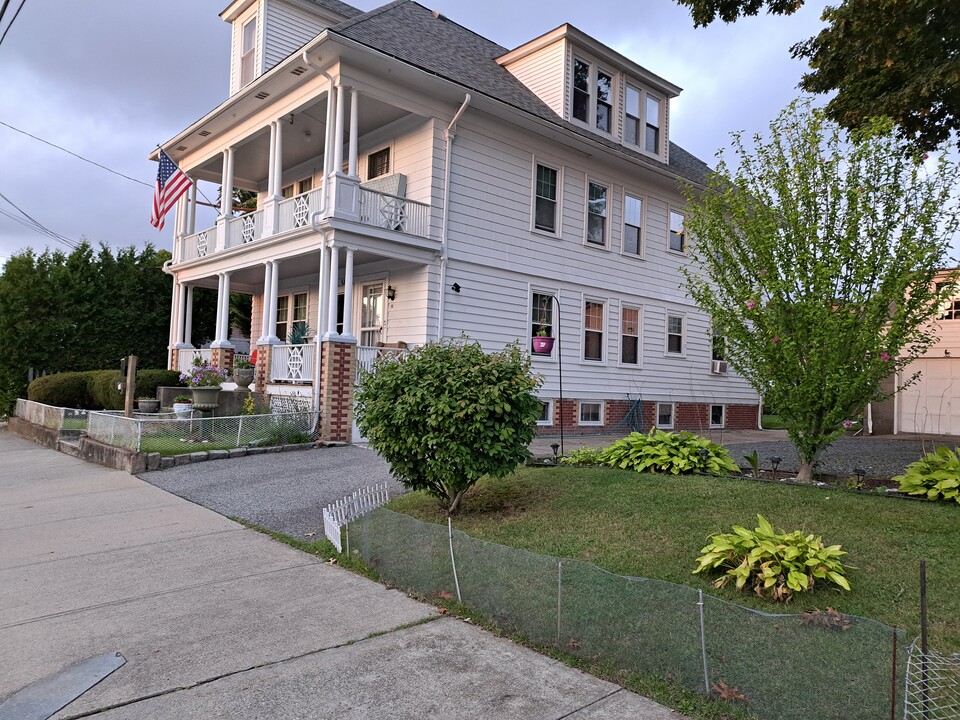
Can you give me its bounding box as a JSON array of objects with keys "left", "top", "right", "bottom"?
[
  {"left": 893, "top": 447, "right": 960, "bottom": 504},
  {"left": 559, "top": 447, "right": 605, "bottom": 466},
  {"left": 693, "top": 514, "right": 853, "bottom": 602},
  {"left": 597, "top": 429, "right": 740, "bottom": 476}
]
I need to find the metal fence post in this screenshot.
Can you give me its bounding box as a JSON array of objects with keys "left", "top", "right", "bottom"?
[
  {"left": 236, "top": 415, "right": 243, "bottom": 447},
  {"left": 557, "top": 560, "right": 562, "bottom": 645},
  {"left": 448, "top": 517, "right": 462, "bottom": 602},
  {"left": 136, "top": 418, "right": 143, "bottom": 452},
  {"left": 698, "top": 589, "right": 710, "bottom": 694}
]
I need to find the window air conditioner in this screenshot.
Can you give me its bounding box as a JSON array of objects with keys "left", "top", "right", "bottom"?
[{"left": 711, "top": 360, "right": 728, "bottom": 375}]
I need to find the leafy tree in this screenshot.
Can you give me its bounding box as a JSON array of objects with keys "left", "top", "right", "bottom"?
[
  {"left": 681, "top": 100, "right": 960, "bottom": 483},
  {"left": 354, "top": 337, "right": 542, "bottom": 515},
  {"left": 675, "top": 0, "right": 960, "bottom": 151}
]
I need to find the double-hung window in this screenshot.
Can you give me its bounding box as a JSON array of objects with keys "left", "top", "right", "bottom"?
[
  {"left": 621, "top": 306, "right": 640, "bottom": 365},
  {"left": 277, "top": 292, "right": 308, "bottom": 342},
  {"left": 666, "top": 313, "right": 684, "bottom": 355},
  {"left": 534, "top": 164, "right": 558, "bottom": 233},
  {"left": 624, "top": 86, "right": 642, "bottom": 146},
  {"left": 367, "top": 148, "right": 390, "bottom": 179},
  {"left": 669, "top": 210, "right": 685, "bottom": 252},
  {"left": 584, "top": 301, "right": 604, "bottom": 361},
  {"left": 645, "top": 95, "right": 662, "bottom": 153},
  {"left": 573, "top": 58, "right": 590, "bottom": 123},
  {"left": 531, "top": 292, "right": 555, "bottom": 340},
  {"left": 240, "top": 17, "right": 257, "bottom": 87},
  {"left": 657, "top": 402, "right": 674, "bottom": 429},
  {"left": 596, "top": 71, "right": 613, "bottom": 132},
  {"left": 587, "top": 183, "right": 607, "bottom": 246},
  {"left": 623, "top": 194, "right": 643, "bottom": 256}
]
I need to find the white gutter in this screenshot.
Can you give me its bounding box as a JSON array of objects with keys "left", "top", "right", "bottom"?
[{"left": 437, "top": 93, "right": 471, "bottom": 340}]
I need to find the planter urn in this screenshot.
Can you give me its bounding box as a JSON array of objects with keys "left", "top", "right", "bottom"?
[
  {"left": 532, "top": 336, "right": 555, "bottom": 354},
  {"left": 232, "top": 368, "right": 255, "bottom": 388},
  {"left": 136, "top": 399, "right": 160, "bottom": 414},
  {"left": 190, "top": 386, "right": 222, "bottom": 412}
]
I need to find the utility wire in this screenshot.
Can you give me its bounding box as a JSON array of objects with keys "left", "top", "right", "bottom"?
[
  {"left": 0, "top": 0, "right": 13, "bottom": 27},
  {"left": 0, "top": 191, "right": 79, "bottom": 249},
  {"left": 0, "top": 0, "right": 26, "bottom": 50},
  {"left": 0, "top": 120, "right": 152, "bottom": 188}
]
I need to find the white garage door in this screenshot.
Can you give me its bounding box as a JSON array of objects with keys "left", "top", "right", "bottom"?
[{"left": 898, "top": 358, "right": 960, "bottom": 435}]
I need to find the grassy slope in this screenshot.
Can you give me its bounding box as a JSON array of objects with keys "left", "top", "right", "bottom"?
[{"left": 389, "top": 466, "right": 960, "bottom": 651}]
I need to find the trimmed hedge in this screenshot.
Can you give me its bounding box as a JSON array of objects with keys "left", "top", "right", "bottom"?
[{"left": 28, "top": 369, "right": 183, "bottom": 410}]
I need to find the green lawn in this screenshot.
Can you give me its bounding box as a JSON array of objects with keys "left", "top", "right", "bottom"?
[{"left": 388, "top": 466, "right": 960, "bottom": 653}]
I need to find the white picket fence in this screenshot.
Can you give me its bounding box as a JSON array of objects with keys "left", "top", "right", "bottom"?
[{"left": 322, "top": 482, "right": 391, "bottom": 553}]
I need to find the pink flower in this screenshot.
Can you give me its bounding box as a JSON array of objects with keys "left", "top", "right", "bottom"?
[
  {"left": 923, "top": 153, "right": 929, "bottom": 160},
  {"left": 759, "top": 269, "right": 767, "bottom": 277},
  {"left": 772, "top": 337, "right": 780, "bottom": 344},
  {"left": 843, "top": 420, "right": 854, "bottom": 429},
  {"left": 746, "top": 300, "right": 756, "bottom": 310},
  {"left": 880, "top": 352, "right": 890, "bottom": 362}
]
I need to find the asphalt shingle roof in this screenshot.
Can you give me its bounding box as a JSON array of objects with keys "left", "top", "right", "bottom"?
[{"left": 331, "top": 1, "right": 711, "bottom": 186}]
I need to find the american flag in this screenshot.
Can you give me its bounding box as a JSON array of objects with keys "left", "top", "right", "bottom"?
[{"left": 150, "top": 150, "right": 192, "bottom": 230}]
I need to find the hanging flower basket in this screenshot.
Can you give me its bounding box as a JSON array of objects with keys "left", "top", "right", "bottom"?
[{"left": 532, "top": 336, "right": 555, "bottom": 354}]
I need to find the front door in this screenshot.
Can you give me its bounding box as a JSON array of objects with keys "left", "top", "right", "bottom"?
[{"left": 359, "top": 283, "right": 384, "bottom": 347}]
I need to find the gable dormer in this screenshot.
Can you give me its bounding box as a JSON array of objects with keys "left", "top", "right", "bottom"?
[
  {"left": 498, "top": 25, "right": 681, "bottom": 163},
  {"left": 221, "top": 0, "right": 361, "bottom": 96}
]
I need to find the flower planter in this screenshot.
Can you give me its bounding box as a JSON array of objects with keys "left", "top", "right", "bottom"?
[
  {"left": 136, "top": 399, "right": 160, "bottom": 414},
  {"left": 232, "top": 368, "right": 255, "bottom": 388},
  {"left": 190, "top": 386, "right": 222, "bottom": 412},
  {"left": 532, "top": 336, "right": 555, "bottom": 354},
  {"left": 173, "top": 402, "right": 193, "bottom": 419}
]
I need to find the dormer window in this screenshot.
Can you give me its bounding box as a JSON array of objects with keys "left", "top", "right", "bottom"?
[
  {"left": 572, "top": 57, "right": 615, "bottom": 135},
  {"left": 240, "top": 17, "right": 257, "bottom": 87},
  {"left": 596, "top": 71, "right": 612, "bottom": 132},
  {"left": 646, "top": 95, "right": 661, "bottom": 153},
  {"left": 625, "top": 84, "right": 664, "bottom": 156},
  {"left": 573, "top": 59, "right": 590, "bottom": 123}
]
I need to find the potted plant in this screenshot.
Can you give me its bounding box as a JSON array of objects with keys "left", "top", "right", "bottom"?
[
  {"left": 172, "top": 394, "right": 194, "bottom": 419},
  {"left": 179, "top": 364, "right": 229, "bottom": 411},
  {"left": 136, "top": 396, "right": 160, "bottom": 414},
  {"left": 232, "top": 357, "right": 255, "bottom": 388}
]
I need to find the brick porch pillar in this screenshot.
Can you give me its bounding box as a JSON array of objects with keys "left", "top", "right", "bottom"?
[
  {"left": 170, "top": 348, "right": 180, "bottom": 373},
  {"left": 210, "top": 347, "right": 235, "bottom": 373},
  {"left": 319, "top": 340, "right": 357, "bottom": 444},
  {"left": 254, "top": 344, "right": 272, "bottom": 394}
]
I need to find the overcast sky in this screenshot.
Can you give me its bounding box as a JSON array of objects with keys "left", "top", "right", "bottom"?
[{"left": 0, "top": 0, "right": 832, "bottom": 265}]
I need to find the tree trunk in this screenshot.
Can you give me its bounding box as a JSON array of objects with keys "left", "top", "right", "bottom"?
[
  {"left": 447, "top": 489, "right": 466, "bottom": 516},
  {"left": 796, "top": 461, "right": 815, "bottom": 483}
]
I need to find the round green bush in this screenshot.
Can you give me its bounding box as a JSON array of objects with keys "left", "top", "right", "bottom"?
[{"left": 27, "top": 371, "right": 95, "bottom": 409}]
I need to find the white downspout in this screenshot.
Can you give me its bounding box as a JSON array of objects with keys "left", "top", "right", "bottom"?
[
  {"left": 437, "top": 93, "right": 471, "bottom": 340},
  {"left": 757, "top": 395, "right": 764, "bottom": 430}
]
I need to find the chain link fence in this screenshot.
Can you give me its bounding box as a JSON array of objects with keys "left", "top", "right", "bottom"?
[
  {"left": 86, "top": 410, "right": 318, "bottom": 454},
  {"left": 905, "top": 641, "right": 960, "bottom": 719},
  {"left": 353, "top": 508, "right": 908, "bottom": 720},
  {"left": 15, "top": 399, "right": 90, "bottom": 431}
]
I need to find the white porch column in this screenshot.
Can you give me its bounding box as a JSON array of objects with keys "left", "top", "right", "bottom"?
[
  {"left": 187, "top": 182, "right": 197, "bottom": 235},
  {"left": 212, "top": 272, "right": 234, "bottom": 349},
  {"left": 220, "top": 148, "right": 235, "bottom": 218},
  {"left": 333, "top": 84, "right": 345, "bottom": 176},
  {"left": 258, "top": 261, "right": 272, "bottom": 344},
  {"left": 267, "top": 121, "right": 278, "bottom": 198},
  {"left": 267, "top": 260, "right": 281, "bottom": 343},
  {"left": 184, "top": 285, "right": 194, "bottom": 348},
  {"left": 348, "top": 89, "right": 359, "bottom": 178},
  {"left": 168, "top": 279, "right": 180, "bottom": 360},
  {"left": 323, "top": 244, "right": 340, "bottom": 341},
  {"left": 273, "top": 120, "right": 283, "bottom": 199},
  {"left": 174, "top": 283, "right": 189, "bottom": 348},
  {"left": 317, "top": 241, "right": 329, "bottom": 338},
  {"left": 341, "top": 248, "right": 357, "bottom": 343}
]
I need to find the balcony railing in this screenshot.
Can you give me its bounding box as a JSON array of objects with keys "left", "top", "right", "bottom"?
[
  {"left": 278, "top": 188, "right": 323, "bottom": 234},
  {"left": 181, "top": 226, "right": 216, "bottom": 262},
  {"left": 177, "top": 348, "right": 214, "bottom": 374},
  {"left": 271, "top": 343, "right": 315, "bottom": 383},
  {"left": 226, "top": 209, "right": 264, "bottom": 249},
  {"left": 358, "top": 188, "right": 429, "bottom": 238},
  {"left": 356, "top": 345, "right": 411, "bottom": 382}
]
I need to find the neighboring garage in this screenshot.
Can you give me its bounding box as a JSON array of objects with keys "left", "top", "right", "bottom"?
[{"left": 895, "top": 358, "right": 960, "bottom": 435}]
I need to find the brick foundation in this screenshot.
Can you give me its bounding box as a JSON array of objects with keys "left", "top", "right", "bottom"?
[
  {"left": 254, "top": 344, "right": 272, "bottom": 394},
  {"left": 319, "top": 341, "right": 357, "bottom": 444},
  {"left": 539, "top": 398, "right": 759, "bottom": 435}
]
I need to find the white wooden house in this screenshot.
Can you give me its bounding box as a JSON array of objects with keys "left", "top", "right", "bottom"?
[{"left": 154, "top": 0, "right": 760, "bottom": 443}]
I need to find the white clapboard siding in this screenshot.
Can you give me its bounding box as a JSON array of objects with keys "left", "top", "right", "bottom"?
[
  {"left": 263, "top": 0, "right": 331, "bottom": 72},
  {"left": 501, "top": 39, "right": 567, "bottom": 117}
]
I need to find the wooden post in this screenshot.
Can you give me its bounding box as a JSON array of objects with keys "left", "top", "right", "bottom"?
[{"left": 123, "top": 355, "right": 138, "bottom": 418}]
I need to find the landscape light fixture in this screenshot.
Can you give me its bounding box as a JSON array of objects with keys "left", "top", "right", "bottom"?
[
  {"left": 854, "top": 467, "right": 866, "bottom": 484},
  {"left": 550, "top": 443, "right": 560, "bottom": 457}
]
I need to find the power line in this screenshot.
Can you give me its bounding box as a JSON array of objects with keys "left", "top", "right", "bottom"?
[
  {"left": 0, "top": 191, "right": 79, "bottom": 249},
  {"left": 0, "top": 0, "right": 13, "bottom": 28},
  {"left": 0, "top": 0, "right": 26, "bottom": 51},
  {"left": 0, "top": 120, "right": 152, "bottom": 188}
]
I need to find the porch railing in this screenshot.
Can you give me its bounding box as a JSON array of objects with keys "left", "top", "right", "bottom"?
[
  {"left": 226, "top": 209, "right": 264, "bottom": 249},
  {"left": 358, "top": 188, "right": 429, "bottom": 238},
  {"left": 278, "top": 188, "right": 323, "bottom": 234},
  {"left": 177, "top": 348, "right": 214, "bottom": 374},
  {"left": 271, "top": 343, "right": 315, "bottom": 383},
  {"left": 181, "top": 226, "right": 217, "bottom": 262},
  {"left": 356, "top": 345, "right": 410, "bottom": 382}
]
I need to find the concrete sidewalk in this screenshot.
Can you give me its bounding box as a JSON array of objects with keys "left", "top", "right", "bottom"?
[{"left": 0, "top": 430, "right": 684, "bottom": 719}]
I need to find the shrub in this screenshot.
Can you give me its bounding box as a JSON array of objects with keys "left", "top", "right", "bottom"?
[
  {"left": 894, "top": 447, "right": 960, "bottom": 503},
  {"left": 560, "top": 447, "right": 605, "bottom": 466},
  {"left": 355, "top": 337, "right": 542, "bottom": 515},
  {"left": 597, "top": 429, "right": 740, "bottom": 475},
  {"left": 693, "top": 514, "right": 853, "bottom": 602},
  {"left": 88, "top": 371, "right": 125, "bottom": 410},
  {"left": 136, "top": 370, "right": 182, "bottom": 399},
  {"left": 28, "top": 371, "right": 95, "bottom": 408}
]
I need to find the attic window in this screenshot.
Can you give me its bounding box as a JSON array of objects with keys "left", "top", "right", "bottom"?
[
  {"left": 290, "top": 66, "right": 307, "bottom": 76},
  {"left": 240, "top": 17, "right": 257, "bottom": 87},
  {"left": 255, "top": 91, "right": 270, "bottom": 100}
]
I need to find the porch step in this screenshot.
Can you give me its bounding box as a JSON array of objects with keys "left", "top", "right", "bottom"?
[{"left": 59, "top": 429, "right": 84, "bottom": 441}]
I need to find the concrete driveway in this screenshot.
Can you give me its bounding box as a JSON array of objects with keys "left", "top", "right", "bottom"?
[{"left": 0, "top": 431, "right": 683, "bottom": 719}]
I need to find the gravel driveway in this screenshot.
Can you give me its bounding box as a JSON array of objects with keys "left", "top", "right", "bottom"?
[{"left": 140, "top": 444, "right": 407, "bottom": 538}]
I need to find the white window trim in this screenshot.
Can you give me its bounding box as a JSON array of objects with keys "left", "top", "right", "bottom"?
[
  {"left": 570, "top": 55, "right": 617, "bottom": 135},
  {"left": 584, "top": 179, "right": 610, "bottom": 249},
  {"left": 529, "top": 285, "right": 560, "bottom": 363},
  {"left": 537, "top": 399, "right": 555, "bottom": 426},
  {"left": 710, "top": 404, "right": 725, "bottom": 429},
  {"left": 530, "top": 159, "right": 562, "bottom": 237},
  {"left": 621, "top": 191, "right": 646, "bottom": 259},
  {"left": 581, "top": 296, "right": 607, "bottom": 365},
  {"left": 667, "top": 206, "right": 686, "bottom": 254},
  {"left": 619, "top": 303, "right": 643, "bottom": 368},
  {"left": 364, "top": 145, "right": 393, "bottom": 181},
  {"left": 665, "top": 311, "right": 686, "bottom": 357},
  {"left": 237, "top": 10, "right": 259, "bottom": 91},
  {"left": 578, "top": 400, "right": 604, "bottom": 426},
  {"left": 644, "top": 92, "right": 664, "bottom": 157},
  {"left": 656, "top": 402, "right": 675, "bottom": 429}
]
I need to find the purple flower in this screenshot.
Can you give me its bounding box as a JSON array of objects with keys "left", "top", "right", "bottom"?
[
  {"left": 843, "top": 420, "right": 854, "bottom": 429},
  {"left": 746, "top": 300, "right": 756, "bottom": 310},
  {"left": 759, "top": 269, "right": 767, "bottom": 277},
  {"left": 880, "top": 352, "right": 890, "bottom": 362},
  {"left": 772, "top": 337, "right": 780, "bottom": 344}
]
